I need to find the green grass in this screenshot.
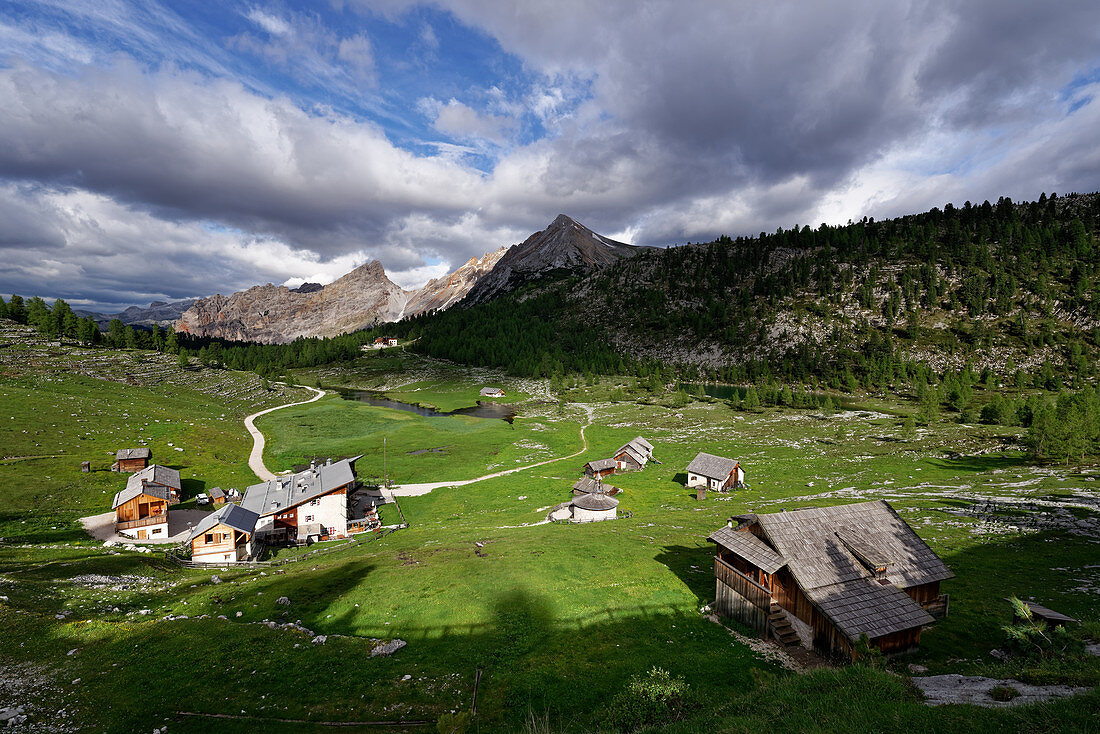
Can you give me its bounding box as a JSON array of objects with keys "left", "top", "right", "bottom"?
[
  {"left": 1, "top": 326, "right": 1098, "bottom": 732},
  {"left": 257, "top": 394, "right": 580, "bottom": 483}
]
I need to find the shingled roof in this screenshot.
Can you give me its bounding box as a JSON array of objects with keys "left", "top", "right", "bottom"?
[
  {"left": 184, "top": 503, "right": 260, "bottom": 545},
  {"left": 585, "top": 458, "right": 617, "bottom": 472},
  {"left": 572, "top": 493, "right": 619, "bottom": 511},
  {"left": 115, "top": 448, "right": 151, "bottom": 460},
  {"left": 710, "top": 500, "right": 953, "bottom": 643},
  {"left": 241, "top": 457, "right": 360, "bottom": 517},
  {"left": 686, "top": 452, "right": 739, "bottom": 480},
  {"left": 112, "top": 483, "right": 171, "bottom": 509},
  {"left": 127, "top": 464, "right": 181, "bottom": 491},
  {"left": 756, "top": 501, "right": 953, "bottom": 590},
  {"left": 707, "top": 526, "right": 786, "bottom": 574}
]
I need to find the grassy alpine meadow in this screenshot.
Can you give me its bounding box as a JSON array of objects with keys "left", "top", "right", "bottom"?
[{"left": 1, "top": 328, "right": 1098, "bottom": 732}]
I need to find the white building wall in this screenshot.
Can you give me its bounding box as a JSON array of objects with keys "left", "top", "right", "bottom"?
[
  {"left": 298, "top": 492, "right": 347, "bottom": 537},
  {"left": 117, "top": 520, "right": 169, "bottom": 540},
  {"left": 572, "top": 506, "right": 617, "bottom": 523}
]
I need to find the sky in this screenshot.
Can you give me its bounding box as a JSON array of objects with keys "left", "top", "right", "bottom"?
[{"left": 2, "top": 1, "right": 1100, "bottom": 312}]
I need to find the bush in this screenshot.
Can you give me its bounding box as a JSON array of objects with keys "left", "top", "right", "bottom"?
[
  {"left": 602, "top": 667, "right": 693, "bottom": 732},
  {"left": 989, "top": 684, "right": 1020, "bottom": 702},
  {"left": 436, "top": 710, "right": 471, "bottom": 734},
  {"left": 1003, "top": 596, "right": 1086, "bottom": 659}
]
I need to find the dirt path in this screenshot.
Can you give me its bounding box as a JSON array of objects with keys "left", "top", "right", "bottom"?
[
  {"left": 389, "top": 405, "right": 594, "bottom": 498},
  {"left": 245, "top": 385, "right": 326, "bottom": 481}
]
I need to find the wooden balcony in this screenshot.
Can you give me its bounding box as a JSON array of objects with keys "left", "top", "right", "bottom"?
[{"left": 116, "top": 514, "right": 167, "bottom": 531}]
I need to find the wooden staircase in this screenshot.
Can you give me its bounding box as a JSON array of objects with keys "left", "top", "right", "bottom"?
[{"left": 768, "top": 602, "right": 800, "bottom": 646}]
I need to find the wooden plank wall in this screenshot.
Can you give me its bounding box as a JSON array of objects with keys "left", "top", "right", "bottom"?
[{"left": 714, "top": 557, "right": 769, "bottom": 633}]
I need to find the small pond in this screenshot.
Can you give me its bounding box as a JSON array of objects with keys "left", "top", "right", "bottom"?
[{"left": 334, "top": 388, "right": 517, "bottom": 423}]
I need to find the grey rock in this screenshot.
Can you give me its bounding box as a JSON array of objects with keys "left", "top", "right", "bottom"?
[
  {"left": 210, "top": 575, "right": 222, "bottom": 584},
  {"left": 371, "top": 639, "right": 407, "bottom": 657},
  {"left": 276, "top": 596, "right": 290, "bottom": 606}
]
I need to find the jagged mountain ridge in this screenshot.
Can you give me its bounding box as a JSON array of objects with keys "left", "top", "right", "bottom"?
[
  {"left": 463, "top": 214, "right": 651, "bottom": 304},
  {"left": 176, "top": 242, "right": 509, "bottom": 344},
  {"left": 176, "top": 215, "right": 630, "bottom": 344},
  {"left": 178, "top": 260, "right": 408, "bottom": 343}
]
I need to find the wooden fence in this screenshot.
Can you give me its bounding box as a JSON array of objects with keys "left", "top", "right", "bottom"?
[{"left": 713, "top": 557, "right": 771, "bottom": 634}]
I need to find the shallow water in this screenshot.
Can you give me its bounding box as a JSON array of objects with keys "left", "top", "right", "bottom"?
[{"left": 334, "top": 388, "right": 517, "bottom": 423}]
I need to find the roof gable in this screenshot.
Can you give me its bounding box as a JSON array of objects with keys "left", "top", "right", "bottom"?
[
  {"left": 112, "top": 483, "right": 171, "bottom": 509},
  {"left": 686, "top": 452, "right": 739, "bottom": 480},
  {"left": 127, "top": 464, "right": 181, "bottom": 491},
  {"left": 708, "top": 526, "right": 786, "bottom": 574},
  {"left": 756, "top": 500, "right": 953, "bottom": 591},
  {"left": 185, "top": 503, "right": 259, "bottom": 544}
]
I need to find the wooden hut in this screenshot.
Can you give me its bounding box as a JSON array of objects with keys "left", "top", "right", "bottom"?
[
  {"left": 686, "top": 452, "right": 743, "bottom": 491},
  {"left": 480, "top": 387, "right": 506, "bottom": 398},
  {"left": 572, "top": 477, "right": 619, "bottom": 496},
  {"left": 614, "top": 437, "right": 654, "bottom": 471},
  {"left": 583, "top": 458, "right": 617, "bottom": 479},
  {"left": 707, "top": 500, "right": 953, "bottom": 660},
  {"left": 112, "top": 448, "right": 151, "bottom": 473},
  {"left": 127, "top": 464, "right": 183, "bottom": 504}
]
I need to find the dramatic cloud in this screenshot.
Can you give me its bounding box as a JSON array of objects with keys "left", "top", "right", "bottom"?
[{"left": 2, "top": 0, "right": 1100, "bottom": 310}]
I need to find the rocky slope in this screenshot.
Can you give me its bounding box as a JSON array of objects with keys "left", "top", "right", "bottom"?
[
  {"left": 404, "top": 247, "right": 507, "bottom": 315},
  {"left": 463, "top": 214, "right": 650, "bottom": 303},
  {"left": 178, "top": 260, "right": 408, "bottom": 343}
]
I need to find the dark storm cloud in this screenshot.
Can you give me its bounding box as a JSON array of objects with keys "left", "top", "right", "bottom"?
[{"left": 3, "top": 0, "right": 1100, "bottom": 310}]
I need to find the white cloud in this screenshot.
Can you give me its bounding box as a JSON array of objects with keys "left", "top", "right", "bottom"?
[
  {"left": 246, "top": 8, "right": 291, "bottom": 37},
  {"left": 420, "top": 97, "right": 516, "bottom": 145}
]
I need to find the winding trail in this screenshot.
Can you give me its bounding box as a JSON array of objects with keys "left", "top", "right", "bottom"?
[
  {"left": 390, "top": 404, "right": 595, "bottom": 497},
  {"left": 245, "top": 385, "right": 326, "bottom": 481}
]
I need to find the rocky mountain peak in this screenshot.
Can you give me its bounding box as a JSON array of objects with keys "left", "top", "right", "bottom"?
[{"left": 463, "top": 215, "right": 649, "bottom": 304}]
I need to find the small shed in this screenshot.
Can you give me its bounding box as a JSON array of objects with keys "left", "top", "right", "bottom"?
[
  {"left": 584, "top": 458, "right": 617, "bottom": 479},
  {"left": 686, "top": 452, "right": 743, "bottom": 491},
  {"left": 208, "top": 487, "right": 226, "bottom": 505},
  {"left": 572, "top": 492, "right": 619, "bottom": 523},
  {"left": 1008, "top": 599, "right": 1078, "bottom": 628},
  {"left": 113, "top": 448, "right": 151, "bottom": 473},
  {"left": 614, "top": 437, "right": 654, "bottom": 471},
  {"left": 480, "top": 387, "right": 506, "bottom": 398}
]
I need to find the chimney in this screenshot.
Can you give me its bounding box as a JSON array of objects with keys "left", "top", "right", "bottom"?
[
  {"left": 310, "top": 460, "right": 316, "bottom": 471},
  {"left": 326, "top": 458, "right": 332, "bottom": 466}
]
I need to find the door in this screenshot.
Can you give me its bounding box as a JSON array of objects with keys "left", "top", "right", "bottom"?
[{"left": 137, "top": 529, "right": 147, "bottom": 539}]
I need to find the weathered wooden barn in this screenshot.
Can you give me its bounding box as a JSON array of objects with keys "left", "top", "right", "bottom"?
[
  {"left": 112, "top": 448, "right": 151, "bottom": 473},
  {"left": 707, "top": 500, "right": 953, "bottom": 660},
  {"left": 686, "top": 452, "right": 743, "bottom": 491},
  {"left": 583, "top": 458, "right": 617, "bottom": 479},
  {"left": 614, "top": 436, "right": 654, "bottom": 471}
]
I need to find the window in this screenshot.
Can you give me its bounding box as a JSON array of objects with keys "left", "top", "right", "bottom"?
[
  {"left": 305, "top": 515, "right": 315, "bottom": 522},
  {"left": 152, "top": 528, "right": 162, "bottom": 535},
  {"left": 204, "top": 533, "right": 214, "bottom": 543},
  {"left": 309, "top": 499, "right": 320, "bottom": 506}
]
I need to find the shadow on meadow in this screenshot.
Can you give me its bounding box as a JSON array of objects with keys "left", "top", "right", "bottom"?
[{"left": 0, "top": 510, "right": 92, "bottom": 544}]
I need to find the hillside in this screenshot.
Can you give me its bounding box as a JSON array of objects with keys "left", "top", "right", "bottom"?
[{"left": 400, "top": 193, "right": 1100, "bottom": 387}]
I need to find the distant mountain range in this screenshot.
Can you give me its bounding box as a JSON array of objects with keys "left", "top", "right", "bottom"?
[
  {"left": 76, "top": 299, "right": 199, "bottom": 329},
  {"left": 175, "top": 214, "right": 640, "bottom": 344}
]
